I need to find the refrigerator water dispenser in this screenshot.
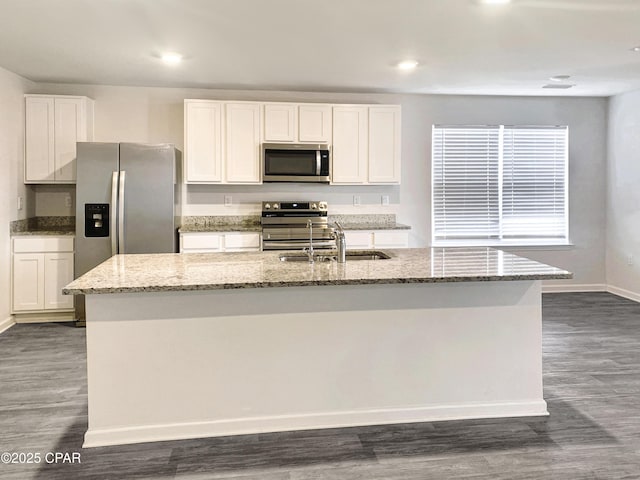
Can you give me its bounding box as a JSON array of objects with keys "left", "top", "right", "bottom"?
[{"left": 85, "top": 204, "right": 110, "bottom": 237}]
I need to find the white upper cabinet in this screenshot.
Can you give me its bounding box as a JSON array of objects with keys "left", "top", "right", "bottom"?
[
  {"left": 298, "top": 104, "right": 332, "bottom": 143},
  {"left": 25, "top": 95, "right": 94, "bottom": 184},
  {"left": 331, "top": 104, "right": 402, "bottom": 185},
  {"left": 225, "top": 102, "right": 261, "bottom": 183},
  {"left": 25, "top": 97, "right": 54, "bottom": 182},
  {"left": 184, "top": 100, "right": 262, "bottom": 184},
  {"left": 264, "top": 103, "right": 296, "bottom": 142},
  {"left": 331, "top": 106, "right": 368, "bottom": 184},
  {"left": 368, "top": 106, "right": 401, "bottom": 184},
  {"left": 263, "top": 103, "right": 332, "bottom": 143},
  {"left": 184, "top": 100, "right": 400, "bottom": 185},
  {"left": 184, "top": 100, "right": 223, "bottom": 183}
]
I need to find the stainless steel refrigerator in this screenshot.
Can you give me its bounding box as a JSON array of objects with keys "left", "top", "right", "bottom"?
[{"left": 74, "top": 142, "right": 181, "bottom": 320}]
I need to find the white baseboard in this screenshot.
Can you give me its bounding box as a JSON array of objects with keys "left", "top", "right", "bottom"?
[
  {"left": 541, "top": 283, "right": 640, "bottom": 304},
  {"left": 606, "top": 285, "right": 640, "bottom": 303},
  {"left": 542, "top": 283, "right": 607, "bottom": 293},
  {"left": 83, "top": 400, "right": 548, "bottom": 448},
  {"left": 0, "top": 316, "right": 16, "bottom": 334},
  {"left": 14, "top": 311, "right": 76, "bottom": 323}
]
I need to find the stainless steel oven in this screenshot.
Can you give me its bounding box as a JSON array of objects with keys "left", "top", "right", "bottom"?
[
  {"left": 263, "top": 144, "right": 331, "bottom": 183},
  {"left": 261, "top": 201, "right": 335, "bottom": 250}
]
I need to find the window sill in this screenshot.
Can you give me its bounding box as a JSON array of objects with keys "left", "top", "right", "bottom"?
[{"left": 431, "top": 240, "right": 574, "bottom": 251}]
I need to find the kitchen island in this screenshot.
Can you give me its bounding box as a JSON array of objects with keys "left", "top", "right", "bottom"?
[{"left": 64, "top": 248, "right": 571, "bottom": 448}]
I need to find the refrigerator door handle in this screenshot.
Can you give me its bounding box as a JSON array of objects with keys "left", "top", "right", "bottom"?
[
  {"left": 111, "top": 171, "right": 118, "bottom": 256},
  {"left": 118, "top": 171, "right": 126, "bottom": 254}
]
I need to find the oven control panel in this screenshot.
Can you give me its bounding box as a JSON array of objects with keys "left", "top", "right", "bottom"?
[{"left": 261, "top": 201, "right": 328, "bottom": 213}]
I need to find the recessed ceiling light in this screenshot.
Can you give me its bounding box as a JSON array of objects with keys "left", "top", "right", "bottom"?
[
  {"left": 543, "top": 84, "right": 575, "bottom": 89},
  {"left": 549, "top": 75, "right": 571, "bottom": 82},
  {"left": 479, "top": 0, "right": 512, "bottom": 4},
  {"left": 161, "top": 52, "right": 182, "bottom": 65},
  {"left": 632, "top": 46, "right": 640, "bottom": 52},
  {"left": 397, "top": 60, "right": 418, "bottom": 71}
]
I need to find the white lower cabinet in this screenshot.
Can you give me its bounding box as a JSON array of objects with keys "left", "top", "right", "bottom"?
[
  {"left": 180, "top": 232, "right": 261, "bottom": 253},
  {"left": 12, "top": 236, "right": 75, "bottom": 314},
  {"left": 344, "top": 230, "right": 409, "bottom": 249}
]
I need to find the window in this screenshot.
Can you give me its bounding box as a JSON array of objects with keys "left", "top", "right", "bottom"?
[{"left": 432, "top": 125, "right": 568, "bottom": 245}]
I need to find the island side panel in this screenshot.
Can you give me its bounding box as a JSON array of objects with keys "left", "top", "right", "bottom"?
[{"left": 83, "top": 280, "right": 545, "bottom": 447}]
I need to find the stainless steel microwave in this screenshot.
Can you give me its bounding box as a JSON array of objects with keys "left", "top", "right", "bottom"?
[{"left": 263, "top": 143, "right": 331, "bottom": 183}]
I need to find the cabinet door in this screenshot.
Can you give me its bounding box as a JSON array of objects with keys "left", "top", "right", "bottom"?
[
  {"left": 54, "top": 97, "right": 85, "bottom": 183},
  {"left": 25, "top": 97, "right": 55, "bottom": 182},
  {"left": 184, "top": 101, "right": 223, "bottom": 183},
  {"left": 12, "top": 254, "right": 45, "bottom": 311},
  {"left": 368, "top": 106, "right": 401, "bottom": 184},
  {"left": 331, "top": 106, "right": 368, "bottom": 184},
  {"left": 298, "top": 105, "right": 332, "bottom": 143},
  {"left": 225, "top": 103, "right": 261, "bottom": 183},
  {"left": 264, "top": 103, "right": 296, "bottom": 142},
  {"left": 44, "top": 253, "right": 74, "bottom": 310}
]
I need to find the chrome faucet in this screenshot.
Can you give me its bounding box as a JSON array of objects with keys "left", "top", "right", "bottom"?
[
  {"left": 306, "top": 219, "right": 315, "bottom": 263},
  {"left": 333, "top": 222, "right": 346, "bottom": 263}
]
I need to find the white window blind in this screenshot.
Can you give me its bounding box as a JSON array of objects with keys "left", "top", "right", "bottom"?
[{"left": 432, "top": 125, "right": 568, "bottom": 244}]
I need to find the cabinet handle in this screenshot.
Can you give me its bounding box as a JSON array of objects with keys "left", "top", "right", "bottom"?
[
  {"left": 118, "top": 171, "right": 126, "bottom": 254},
  {"left": 111, "top": 172, "right": 118, "bottom": 256}
]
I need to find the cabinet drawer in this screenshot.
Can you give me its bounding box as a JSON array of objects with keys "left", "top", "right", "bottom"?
[
  {"left": 13, "top": 236, "right": 74, "bottom": 253},
  {"left": 224, "top": 233, "right": 260, "bottom": 250},
  {"left": 181, "top": 234, "right": 222, "bottom": 251},
  {"left": 373, "top": 231, "right": 409, "bottom": 248},
  {"left": 344, "top": 231, "right": 372, "bottom": 249}
]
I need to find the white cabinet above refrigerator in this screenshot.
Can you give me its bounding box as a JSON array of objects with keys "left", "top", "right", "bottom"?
[{"left": 24, "top": 95, "right": 94, "bottom": 184}]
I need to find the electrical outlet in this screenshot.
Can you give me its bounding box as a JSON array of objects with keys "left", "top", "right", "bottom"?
[
  {"left": 353, "top": 195, "right": 361, "bottom": 206},
  {"left": 65, "top": 194, "right": 72, "bottom": 208},
  {"left": 627, "top": 254, "right": 634, "bottom": 266},
  {"left": 381, "top": 195, "right": 390, "bottom": 206},
  {"left": 17, "top": 196, "right": 23, "bottom": 211},
  {"left": 224, "top": 195, "right": 232, "bottom": 207}
]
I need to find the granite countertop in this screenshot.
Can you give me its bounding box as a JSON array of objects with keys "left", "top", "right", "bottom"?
[
  {"left": 339, "top": 222, "right": 411, "bottom": 230},
  {"left": 178, "top": 214, "right": 411, "bottom": 233},
  {"left": 63, "top": 248, "right": 572, "bottom": 295},
  {"left": 178, "top": 223, "right": 410, "bottom": 233},
  {"left": 179, "top": 224, "right": 262, "bottom": 233},
  {"left": 13, "top": 230, "right": 75, "bottom": 236},
  {"left": 12, "top": 228, "right": 76, "bottom": 236},
  {"left": 11, "top": 217, "right": 75, "bottom": 236}
]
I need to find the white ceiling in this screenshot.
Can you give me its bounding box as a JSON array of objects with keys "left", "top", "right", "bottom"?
[{"left": 1, "top": 0, "right": 640, "bottom": 97}]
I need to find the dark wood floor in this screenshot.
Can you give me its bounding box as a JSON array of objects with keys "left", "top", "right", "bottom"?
[{"left": 2, "top": 292, "right": 640, "bottom": 479}]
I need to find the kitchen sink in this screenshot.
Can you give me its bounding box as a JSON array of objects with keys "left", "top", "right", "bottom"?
[
  {"left": 278, "top": 251, "right": 391, "bottom": 262},
  {"left": 344, "top": 251, "right": 391, "bottom": 260}
]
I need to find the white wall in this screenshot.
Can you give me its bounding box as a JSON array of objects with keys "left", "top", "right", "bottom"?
[
  {"left": 606, "top": 89, "right": 640, "bottom": 300},
  {"left": 0, "top": 66, "right": 35, "bottom": 325},
  {"left": 33, "top": 83, "right": 608, "bottom": 287}
]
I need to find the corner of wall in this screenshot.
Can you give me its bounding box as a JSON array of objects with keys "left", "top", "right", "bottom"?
[
  {"left": 0, "top": 66, "right": 36, "bottom": 323},
  {"left": 604, "top": 89, "right": 640, "bottom": 301}
]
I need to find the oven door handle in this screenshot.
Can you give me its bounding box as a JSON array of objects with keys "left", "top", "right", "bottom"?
[{"left": 316, "top": 150, "right": 321, "bottom": 176}]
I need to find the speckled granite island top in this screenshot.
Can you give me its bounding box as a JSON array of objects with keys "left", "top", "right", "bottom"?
[{"left": 64, "top": 248, "right": 571, "bottom": 295}]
